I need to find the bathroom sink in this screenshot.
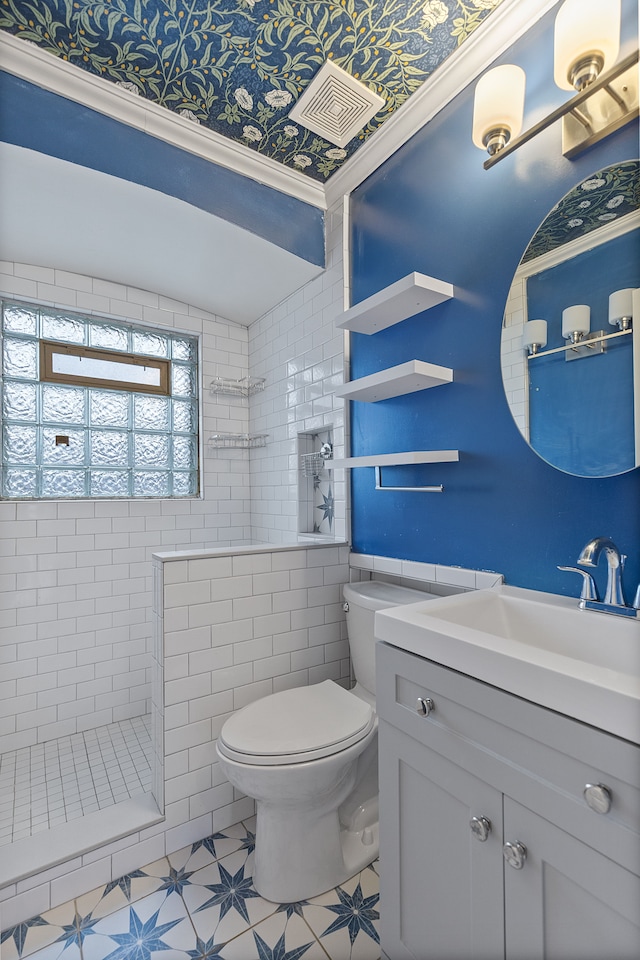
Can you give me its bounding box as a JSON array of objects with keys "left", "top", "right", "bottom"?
[{"left": 375, "top": 584, "right": 640, "bottom": 743}]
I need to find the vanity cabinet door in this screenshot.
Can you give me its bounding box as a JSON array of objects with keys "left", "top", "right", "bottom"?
[
  {"left": 503, "top": 797, "right": 640, "bottom": 960},
  {"left": 379, "top": 720, "right": 504, "bottom": 960}
]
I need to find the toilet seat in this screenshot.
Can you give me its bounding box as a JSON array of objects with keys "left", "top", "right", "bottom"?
[{"left": 217, "top": 679, "right": 375, "bottom": 766}]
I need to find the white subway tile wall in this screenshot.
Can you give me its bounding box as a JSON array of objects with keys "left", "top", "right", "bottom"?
[
  {"left": 349, "top": 554, "right": 503, "bottom": 592},
  {"left": 0, "top": 262, "right": 253, "bottom": 756},
  {"left": 248, "top": 201, "right": 348, "bottom": 543}
]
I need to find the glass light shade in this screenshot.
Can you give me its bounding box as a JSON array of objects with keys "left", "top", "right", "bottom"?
[
  {"left": 472, "top": 65, "right": 526, "bottom": 151},
  {"left": 562, "top": 304, "right": 591, "bottom": 339},
  {"left": 609, "top": 288, "right": 634, "bottom": 326},
  {"left": 523, "top": 319, "right": 548, "bottom": 351},
  {"left": 554, "top": 0, "right": 620, "bottom": 91}
]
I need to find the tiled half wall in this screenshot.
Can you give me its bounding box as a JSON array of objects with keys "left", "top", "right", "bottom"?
[{"left": 154, "top": 542, "right": 352, "bottom": 827}]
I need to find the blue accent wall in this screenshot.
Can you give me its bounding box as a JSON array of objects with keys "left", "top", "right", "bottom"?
[
  {"left": 0, "top": 71, "right": 325, "bottom": 267},
  {"left": 349, "top": 3, "right": 640, "bottom": 598}
]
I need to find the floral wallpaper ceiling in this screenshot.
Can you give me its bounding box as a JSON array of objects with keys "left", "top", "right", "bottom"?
[
  {"left": 523, "top": 160, "right": 640, "bottom": 262},
  {"left": 0, "top": 0, "right": 503, "bottom": 181}
]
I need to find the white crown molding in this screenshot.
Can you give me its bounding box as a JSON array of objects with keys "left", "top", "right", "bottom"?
[
  {"left": 0, "top": 31, "right": 327, "bottom": 211},
  {"left": 1, "top": 0, "right": 557, "bottom": 216},
  {"left": 324, "top": 0, "right": 559, "bottom": 208}
]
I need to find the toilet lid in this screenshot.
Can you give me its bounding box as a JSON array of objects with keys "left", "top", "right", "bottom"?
[{"left": 218, "top": 680, "right": 375, "bottom": 765}]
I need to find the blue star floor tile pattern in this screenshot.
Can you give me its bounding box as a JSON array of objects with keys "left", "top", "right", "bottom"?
[{"left": 1, "top": 819, "right": 381, "bottom": 960}]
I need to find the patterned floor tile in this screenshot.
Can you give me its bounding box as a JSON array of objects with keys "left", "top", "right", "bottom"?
[
  {"left": 80, "top": 888, "right": 197, "bottom": 959},
  {"left": 10, "top": 943, "right": 82, "bottom": 960},
  {"left": 301, "top": 863, "right": 381, "bottom": 960},
  {"left": 166, "top": 821, "right": 255, "bottom": 876},
  {"left": 1, "top": 820, "right": 381, "bottom": 960},
  {"left": 0, "top": 901, "right": 79, "bottom": 960},
  {"left": 74, "top": 865, "right": 168, "bottom": 923},
  {"left": 181, "top": 848, "right": 278, "bottom": 946},
  {"left": 218, "top": 909, "right": 329, "bottom": 959}
]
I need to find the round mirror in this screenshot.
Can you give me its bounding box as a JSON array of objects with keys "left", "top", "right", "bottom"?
[{"left": 501, "top": 160, "right": 639, "bottom": 478}]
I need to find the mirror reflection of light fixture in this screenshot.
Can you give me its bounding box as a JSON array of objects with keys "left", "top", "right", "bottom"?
[
  {"left": 524, "top": 290, "right": 635, "bottom": 364},
  {"left": 562, "top": 304, "right": 591, "bottom": 343},
  {"left": 523, "top": 318, "right": 548, "bottom": 355},
  {"left": 473, "top": 0, "right": 638, "bottom": 169},
  {"left": 609, "top": 287, "right": 635, "bottom": 330}
]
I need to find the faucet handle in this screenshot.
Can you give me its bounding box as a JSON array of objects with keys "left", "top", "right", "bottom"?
[
  {"left": 633, "top": 584, "right": 640, "bottom": 611},
  {"left": 558, "top": 566, "right": 598, "bottom": 601}
]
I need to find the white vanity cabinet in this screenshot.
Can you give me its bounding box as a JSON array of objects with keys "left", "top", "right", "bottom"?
[{"left": 377, "top": 641, "right": 640, "bottom": 960}]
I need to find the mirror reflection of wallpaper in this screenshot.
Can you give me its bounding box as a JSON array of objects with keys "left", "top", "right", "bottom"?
[
  {"left": 0, "top": 0, "right": 504, "bottom": 181},
  {"left": 522, "top": 160, "right": 639, "bottom": 261}
]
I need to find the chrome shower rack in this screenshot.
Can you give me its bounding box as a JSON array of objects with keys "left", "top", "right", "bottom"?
[
  {"left": 300, "top": 442, "right": 333, "bottom": 479},
  {"left": 209, "top": 433, "right": 268, "bottom": 449},
  {"left": 209, "top": 376, "right": 266, "bottom": 398}
]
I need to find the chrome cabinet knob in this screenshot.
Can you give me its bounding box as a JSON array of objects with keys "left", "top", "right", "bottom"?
[
  {"left": 503, "top": 841, "right": 527, "bottom": 870},
  {"left": 470, "top": 816, "right": 492, "bottom": 842},
  {"left": 584, "top": 783, "right": 612, "bottom": 814},
  {"left": 416, "top": 697, "right": 435, "bottom": 717}
]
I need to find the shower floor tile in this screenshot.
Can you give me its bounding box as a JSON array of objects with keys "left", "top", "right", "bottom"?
[
  {"left": 0, "top": 716, "right": 152, "bottom": 847},
  {"left": 1, "top": 818, "right": 381, "bottom": 960}
]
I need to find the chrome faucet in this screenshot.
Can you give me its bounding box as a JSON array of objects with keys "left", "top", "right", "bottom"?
[
  {"left": 579, "top": 537, "right": 626, "bottom": 606},
  {"left": 559, "top": 536, "right": 638, "bottom": 618}
]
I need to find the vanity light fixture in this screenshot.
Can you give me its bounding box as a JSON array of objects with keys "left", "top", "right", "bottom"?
[
  {"left": 609, "top": 287, "right": 635, "bottom": 330},
  {"left": 473, "top": 0, "right": 638, "bottom": 169},
  {"left": 471, "top": 64, "right": 526, "bottom": 156},
  {"left": 561, "top": 304, "right": 590, "bottom": 344},
  {"left": 523, "top": 318, "right": 548, "bottom": 355},
  {"left": 554, "top": 0, "right": 620, "bottom": 92}
]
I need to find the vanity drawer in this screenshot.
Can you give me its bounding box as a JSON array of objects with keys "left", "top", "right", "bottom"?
[{"left": 377, "top": 641, "right": 640, "bottom": 874}]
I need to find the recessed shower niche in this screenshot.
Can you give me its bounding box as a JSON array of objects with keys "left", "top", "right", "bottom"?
[{"left": 298, "top": 428, "right": 335, "bottom": 537}]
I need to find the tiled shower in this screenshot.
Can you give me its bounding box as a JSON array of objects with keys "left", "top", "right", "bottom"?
[{"left": 0, "top": 197, "right": 347, "bottom": 926}]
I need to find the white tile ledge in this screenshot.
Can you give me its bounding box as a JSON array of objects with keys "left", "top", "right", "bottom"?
[
  {"left": 153, "top": 540, "right": 350, "bottom": 562},
  {"left": 349, "top": 552, "right": 503, "bottom": 591},
  {"left": 0, "top": 794, "right": 162, "bottom": 892}
]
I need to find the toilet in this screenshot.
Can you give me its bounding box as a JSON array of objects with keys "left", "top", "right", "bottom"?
[{"left": 216, "top": 579, "right": 431, "bottom": 903}]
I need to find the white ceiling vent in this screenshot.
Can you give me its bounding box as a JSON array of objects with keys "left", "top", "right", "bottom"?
[{"left": 288, "top": 61, "right": 385, "bottom": 148}]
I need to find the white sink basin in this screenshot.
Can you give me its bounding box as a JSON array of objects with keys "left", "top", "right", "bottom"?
[{"left": 375, "top": 584, "right": 640, "bottom": 743}]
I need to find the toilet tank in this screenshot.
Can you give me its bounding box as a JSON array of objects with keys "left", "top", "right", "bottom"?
[{"left": 343, "top": 580, "right": 432, "bottom": 699}]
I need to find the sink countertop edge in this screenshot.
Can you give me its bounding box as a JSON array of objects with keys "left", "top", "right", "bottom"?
[{"left": 375, "top": 589, "right": 640, "bottom": 745}]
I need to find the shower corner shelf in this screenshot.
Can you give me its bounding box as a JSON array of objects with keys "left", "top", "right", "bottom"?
[
  {"left": 209, "top": 432, "right": 268, "bottom": 449},
  {"left": 336, "top": 272, "right": 454, "bottom": 336},
  {"left": 334, "top": 360, "right": 453, "bottom": 402},
  {"left": 210, "top": 376, "right": 266, "bottom": 398}
]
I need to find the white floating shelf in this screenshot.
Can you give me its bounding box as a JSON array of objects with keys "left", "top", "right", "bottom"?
[
  {"left": 334, "top": 360, "right": 453, "bottom": 402},
  {"left": 327, "top": 450, "right": 459, "bottom": 469},
  {"left": 336, "top": 272, "right": 454, "bottom": 335}
]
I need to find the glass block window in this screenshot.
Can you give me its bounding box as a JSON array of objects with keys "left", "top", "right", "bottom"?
[{"left": 1, "top": 300, "right": 199, "bottom": 499}]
